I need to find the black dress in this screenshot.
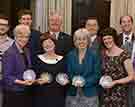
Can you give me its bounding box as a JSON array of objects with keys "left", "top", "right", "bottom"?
[{"left": 33, "top": 55, "right": 66, "bottom": 107}]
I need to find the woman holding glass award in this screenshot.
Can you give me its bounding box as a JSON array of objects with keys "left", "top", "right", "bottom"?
[
  {"left": 66, "top": 28, "right": 101, "bottom": 107},
  {"left": 100, "top": 27, "right": 134, "bottom": 107},
  {"left": 33, "top": 33, "right": 69, "bottom": 107},
  {"left": 2, "top": 24, "right": 35, "bottom": 107}
]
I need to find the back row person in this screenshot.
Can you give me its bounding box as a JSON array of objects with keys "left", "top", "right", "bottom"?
[
  {"left": 85, "top": 17, "right": 101, "bottom": 55},
  {"left": 118, "top": 15, "right": 135, "bottom": 107},
  {"left": 45, "top": 12, "right": 73, "bottom": 56},
  {"left": 17, "top": 9, "right": 41, "bottom": 63}
]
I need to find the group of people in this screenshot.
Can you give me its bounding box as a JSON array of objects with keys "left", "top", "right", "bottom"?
[{"left": 0, "top": 8, "right": 135, "bottom": 107}]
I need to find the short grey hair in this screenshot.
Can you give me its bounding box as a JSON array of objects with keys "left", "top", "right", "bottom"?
[
  {"left": 13, "top": 24, "right": 31, "bottom": 38},
  {"left": 73, "top": 28, "right": 91, "bottom": 48}
]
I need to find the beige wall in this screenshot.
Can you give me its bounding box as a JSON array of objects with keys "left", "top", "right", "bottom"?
[
  {"left": 110, "top": 0, "right": 135, "bottom": 32},
  {"left": 31, "top": 0, "right": 72, "bottom": 34}
]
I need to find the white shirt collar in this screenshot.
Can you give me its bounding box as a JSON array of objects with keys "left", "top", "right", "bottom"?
[
  {"left": 91, "top": 35, "right": 97, "bottom": 43},
  {"left": 15, "top": 42, "right": 24, "bottom": 53},
  {"left": 50, "top": 32, "right": 60, "bottom": 40},
  {"left": 38, "top": 54, "right": 63, "bottom": 64},
  {"left": 0, "top": 37, "right": 14, "bottom": 53},
  {"left": 123, "top": 32, "right": 133, "bottom": 45}
]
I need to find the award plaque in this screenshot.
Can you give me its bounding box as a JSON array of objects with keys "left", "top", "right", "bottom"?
[
  {"left": 40, "top": 72, "right": 53, "bottom": 83},
  {"left": 23, "top": 69, "right": 36, "bottom": 80},
  {"left": 99, "top": 75, "right": 113, "bottom": 88},
  {"left": 56, "top": 73, "right": 69, "bottom": 85},
  {"left": 72, "top": 76, "right": 85, "bottom": 87}
]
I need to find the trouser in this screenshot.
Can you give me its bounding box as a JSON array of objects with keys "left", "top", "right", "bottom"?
[
  {"left": 0, "top": 88, "right": 2, "bottom": 107},
  {"left": 128, "top": 83, "right": 135, "bottom": 107}
]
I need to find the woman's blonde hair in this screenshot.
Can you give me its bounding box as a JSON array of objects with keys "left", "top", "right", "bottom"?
[{"left": 73, "top": 28, "right": 91, "bottom": 48}]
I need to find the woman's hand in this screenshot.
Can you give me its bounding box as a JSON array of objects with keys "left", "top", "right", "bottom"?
[
  {"left": 15, "top": 79, "right": 34, "bottom": 86},
  {"left": 104, "top": 80, "right": 117, "bottom": 89},
  {"left": 61, "top": 79, "right": 69, "bottom": 86},
  {"left": 36, "top": 78, "right": 49, "bottom": 85}
]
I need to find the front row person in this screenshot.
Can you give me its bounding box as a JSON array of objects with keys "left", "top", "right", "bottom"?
[
  {"left": 33, "top": 32, "right": 68, "bottom": 107},
  {"left": 100, "top": 27, "right": 134, "bottom": 107},
  {"left": 2, "top": 24, "right": 34, "bottom": 107},
  {"left": 66, "top": 28, "right": 101, "bottom": 107}
]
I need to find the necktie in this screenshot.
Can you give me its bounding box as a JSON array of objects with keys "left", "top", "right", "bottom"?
[
  {"left": 125, "top": 36, "right": 129, "bottom": 44},
  {"left": 52, "top": 33, "right": 56, "bottom": 40},
  {"left": 0, "top": 51, "right": 2, "bottom": 80}
]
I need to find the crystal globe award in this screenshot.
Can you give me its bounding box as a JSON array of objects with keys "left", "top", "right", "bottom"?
[
  {"left": 72, "top": 76, "right": 85, "bottom": 87},
  {"left": 99, "top": 75, "right": 113, "bottom": 88},
  {"left": 23, "top": 69, "right": 36, "bottom": 81},
  {"left": 56, "top": 73, "right": 69, "bottom": 85},
  {"left": 40, "top": 72, "right": 53, "bottom": 83}
]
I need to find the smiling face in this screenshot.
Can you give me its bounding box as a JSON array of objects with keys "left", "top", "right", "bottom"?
[
  {"left": 120, "top": 16, "right": 133, "bottom": 33},
  {"left": 0, "top": 18, "right": 9, "bottom": 35},
  {"left": 75, "top": 36, "right": 88, "bottom": 49},
  {"left": 102, "top": 35, "right": 115, "bottom": 49},
  {"left": 19, "top": 14, "right": 32, "bottom": 27},
  {"left": 49, "top": 15, "right": 62, "bottom": 32},
  {"left": 42, "top": 38, "right": 55, "bottom": 52},
  {"left": 85, "top": 19, "right": 98, "bottom": 36},
  {"left": 14, "top": 25, "right": 30, "bottom": 48}
]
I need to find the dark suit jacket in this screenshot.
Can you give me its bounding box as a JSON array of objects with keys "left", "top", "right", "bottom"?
[
  {"left": 90, "top": 36, "right": 101, "bottom": 56},
  {"left": 29, "top": 29, "right": 41, "bottom": 56},
  {"left": 118, "top": 33, "right": 135, "bottom": 56},
  {"left": 2, "top": 42, "right": 31, "bottom": 92},
  {"left": 118, "top": 33, "right": 135, "bottom": 47}
]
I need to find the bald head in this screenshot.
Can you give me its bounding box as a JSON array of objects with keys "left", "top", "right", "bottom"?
[{"left": 49, "top": 13, "right": 63, "bottom": 32}]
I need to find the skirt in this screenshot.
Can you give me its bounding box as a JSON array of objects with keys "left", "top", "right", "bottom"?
[{"left": 66, "top": 96, "right": 99, "bottom": 107}]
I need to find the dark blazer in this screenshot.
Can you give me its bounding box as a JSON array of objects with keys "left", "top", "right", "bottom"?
[
  {"left": 44, "top": 32, "right": 73, "bottom": 56},
  {"left": 29, "top": 29, "right": 41, "bottom": 57},
  {"left": 118, "top": 33, "right": 135, "bottom": 55},
  {"left": 90, "top": 36, "right": 101, "bottom": 56},
  {"left": 2, "top": 42, "right": 31, "bottom": 92}
]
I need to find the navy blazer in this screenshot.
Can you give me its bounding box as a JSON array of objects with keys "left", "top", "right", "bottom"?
[{"left": 2, "top": 42, "right": 31, "bottom": 92}]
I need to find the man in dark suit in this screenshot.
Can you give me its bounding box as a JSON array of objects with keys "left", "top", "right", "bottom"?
[
  {"left": 85, "top": 17, "right": 101, "bottom": 55},
  {"left": 119, "top": 16, "right": 135, "bottom": 56},
  {"left": 118, "top": 15, "right": 135, "bottom": 107},
  {"left": 2, "top": 24, "right": 34, "bottom": 107},
  {"left": 47, "top": 12, "right": 73, "bottom": 56}
]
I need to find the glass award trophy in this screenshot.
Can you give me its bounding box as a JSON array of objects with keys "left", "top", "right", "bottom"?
[
  {"left": 56, "top": 73, "right": 69, "bottom": 85},
  {"left": 72, "top": 76, "right": 85, "bottom": 102},
  {"left": 99, "top": 75, "right": 113, "bottom": 88},
  {"left": 23, "top": 69, "right": 36, "bottom": 81},
  {"left": 40, "top": 72, "right": 53, "bottom": 83}
]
